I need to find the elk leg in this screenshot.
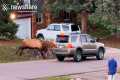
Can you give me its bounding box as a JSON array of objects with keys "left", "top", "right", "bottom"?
[
  {"left": 15, "top": 47, "right": 21, "bottom": 55},
  {"left": 19, "top": 47, "right": 24, "bottom": 56},
  {"left": 32, "top": 48, "right": 38, "bottom": 57},
  {"left": 41, "top": 51, "right": 46, "bottom": 59}
]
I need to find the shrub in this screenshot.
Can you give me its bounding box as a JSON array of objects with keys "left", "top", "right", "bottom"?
[
  {"left": 0, "top": 20, "right": 18, "bottom": 39},
  {"left": 88, "top": 16, "right": 114, "bottom": 38}
]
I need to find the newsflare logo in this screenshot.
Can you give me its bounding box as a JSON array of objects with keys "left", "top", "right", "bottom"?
[
  {"left": 2, "top": 4, "right": 9, "bottom": 11},
  {"left": 2, "top": 4, "right": 37, "bottom": 12}
]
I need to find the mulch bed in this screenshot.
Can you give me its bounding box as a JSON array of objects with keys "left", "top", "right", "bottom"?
[{"left": 100, "top": 36, "right": 120, "bottom": 48}]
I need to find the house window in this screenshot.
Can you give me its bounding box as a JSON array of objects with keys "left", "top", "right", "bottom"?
[
  {"left": 30, "top": 0, "right": 38, "bottom": 5},
  {"left": 17, "top": 0, "right": 30, "bottom": 5},
  {"left": 36, "top": 13, "right": 43, "bottom": 23},
  {"left": 16, "top": 0, "right": 24, "bottom": 5},
  {"left": 23, "top": 0, "right": 31, "bottom": 4},
  {"left": 36, "top": 18, "right": 41, "bottom": 22}
]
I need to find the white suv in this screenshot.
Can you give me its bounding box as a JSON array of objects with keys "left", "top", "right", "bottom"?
[{"left": 36, "top": 23, "right": 81, "bottom": 40}]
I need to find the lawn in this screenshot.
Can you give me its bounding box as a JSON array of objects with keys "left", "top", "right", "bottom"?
[
  {"left": 34, "top": 76, "right": 70, "bottom": 80},
  {"left": 0, "top": 40, "right": 43, "bottom": 63},
  {"left": 0, "top": 45, "right": 40, "bottom": 63}
]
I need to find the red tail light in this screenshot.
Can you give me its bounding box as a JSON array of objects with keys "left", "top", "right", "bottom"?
[{"left": 67, "top": 43, "right": 74, "bottom": 48}]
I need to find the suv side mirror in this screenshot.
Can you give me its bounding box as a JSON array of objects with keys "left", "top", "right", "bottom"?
[{"left": 90, "top": 39, "right": 96, "bottom": 43}]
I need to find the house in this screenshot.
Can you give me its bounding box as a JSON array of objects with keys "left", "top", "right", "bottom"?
[
  {"left": 13, "top": 11, "right": 36, "bottom": 39},
  {"left": 11, "top": 0, "right": 42, "bottom": 39},
  {"left": 12, "top": 0, "right": 88, "bottom": 39}
]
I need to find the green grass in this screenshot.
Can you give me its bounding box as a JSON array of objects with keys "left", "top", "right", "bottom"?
[
  {"left": 118, "top": 69, "right": 120, "bottom": 74},
  {"left": 0, "top": 39, "right": 56, "bottom": 63},
  {"left": 0, "top": 44, "right": 42, "bottom": 63},
  {"left": 35, "top": 76, "right": 70, "bottom": 80}
]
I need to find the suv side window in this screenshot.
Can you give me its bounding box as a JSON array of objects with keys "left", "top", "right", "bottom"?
[
  {"left": 86, "top": 35, "right": 95, "bottom": 42},
  {"left": 80, "top": 35, "right": 87, "bottom": 43},
  {"left": 86, "top": 35, "right": 92, "bottom": 42},
  {"left": 47, "top": 25, "right": 54, "bottom": 30},
  {"left": 54, "top": 25, "right": 61, "bottom": 31},
  {"left": 62, "top": 25, "right": 69, "bottom": 31}
]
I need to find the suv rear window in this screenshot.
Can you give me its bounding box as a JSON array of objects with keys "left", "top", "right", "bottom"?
[
  {"left": 71, "top": 35, "right": 78, "bottom": 42},
  {"left": 71, "top": 25, "right": 79, "bottom": 31},
  {"left": 56, "top": 35, "right": 69, "bottom": 43}
]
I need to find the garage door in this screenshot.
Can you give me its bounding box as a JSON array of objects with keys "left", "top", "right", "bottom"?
[{"left": 15, "top": 18, "right": 31, "bottom": 39}]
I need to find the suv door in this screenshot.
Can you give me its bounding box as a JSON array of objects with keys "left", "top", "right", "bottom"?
[
  {"left": 86, "top": 35, "right": 97, "bottom": 49},
  {"left": 80, "top": 34, "right": 97, "bottom": 53},
  {"left": 47, "top": 24, "right": 61, "bottom": 40},
  {"left": 80, "top": 35, "right": 88, "bottom": 49}
]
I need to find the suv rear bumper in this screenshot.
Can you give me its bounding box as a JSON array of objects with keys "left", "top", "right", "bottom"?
[{"left": 53, "top": 48, "right": 76, "bottom": 55}]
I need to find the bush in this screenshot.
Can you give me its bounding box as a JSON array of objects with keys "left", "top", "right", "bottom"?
[
  {"left": 88, "top": 16, "right": 114, "bottom": 38},
  {"left": 0, "top": 20, "right": 18, "bottom": 39}
]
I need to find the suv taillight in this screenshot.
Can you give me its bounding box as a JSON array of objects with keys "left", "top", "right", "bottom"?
[{"left": 66, "top": 43, "right": 74, "bottom": 48}]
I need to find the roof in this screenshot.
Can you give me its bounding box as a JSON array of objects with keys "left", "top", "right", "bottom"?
[{"left": 49, "top": 23, "right": 74, "bottom": 25}]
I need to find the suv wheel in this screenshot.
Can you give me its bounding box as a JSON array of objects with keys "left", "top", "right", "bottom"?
[
  {"left": 37, "top": 34, "right": 44, "bottom": 40},
  {"left": 82, "top": 56, "right": 87, "bottom": 60},
  {"left": 96, "top": 49, "right": 104, "bottom": 60},
  {"left": 74, "top": 50, "right": 82, "bottom": 62},
  {"left": 56, "top": 55, "right": 65, "bottom": 61}
]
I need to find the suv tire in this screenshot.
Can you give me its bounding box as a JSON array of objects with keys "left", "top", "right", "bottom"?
[
  {"left": 37, "top": 34, "right": 44, "bottom": 40},
  {"left": 74, "top": 50, "right": 82, "bottom": 62},
  {"left": 56, "top": 55, "right": 65, "bottom": 61},
  {"left": 96, "top": 48, "right": 104, "bottom": 60},
  {"left": 82, "top": 56, "right": 87, "bottom": 60}
]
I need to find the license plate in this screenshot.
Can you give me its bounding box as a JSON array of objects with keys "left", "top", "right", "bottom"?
[{"left": 59, "top": 45, "right": 65, "bottom": 48}]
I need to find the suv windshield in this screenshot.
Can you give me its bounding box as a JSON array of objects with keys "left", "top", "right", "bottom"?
[
  {"left": 56, "top": 35, "right": 69, "bottom": 43},
  {"left": 71, "top": 25, "right": 79, "bottom": 31}
]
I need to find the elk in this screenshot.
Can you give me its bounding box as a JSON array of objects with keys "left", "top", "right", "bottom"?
[{"left": 16, "top": 39, "right": 56, "bottom": 59}]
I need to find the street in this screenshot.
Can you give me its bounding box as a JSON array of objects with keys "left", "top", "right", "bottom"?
[{"left": 0, "top": 48, "right": 119, "bottom": 80}]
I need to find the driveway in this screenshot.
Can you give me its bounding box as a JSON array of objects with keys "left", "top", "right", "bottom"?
[{"left": 0, "top": 47, "right": 119, "bottom": 80}]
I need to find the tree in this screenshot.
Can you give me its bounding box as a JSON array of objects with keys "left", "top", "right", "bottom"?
[
  {"left": 0, "top": 0, "right": 18, "bottom": 39},
  {"left": 43, "top": 0, "right": 97, "bottom": 33},
  {"left": 90, "top": 0, "right": 120, "bottom": 36}
]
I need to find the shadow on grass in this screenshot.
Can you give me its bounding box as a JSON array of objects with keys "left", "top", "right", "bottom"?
[{"left": 33, "top": 76, "right": 70, "bottom": 80}]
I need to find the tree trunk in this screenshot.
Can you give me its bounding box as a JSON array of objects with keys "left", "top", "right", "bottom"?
[
  {"left": 43, "top": 9, "right": 53, "bottom": 28},
  {"left": 0, "top": 5, "right": 3, "bottom": 20},
  {"left": 81, "top": 11, "right": 89, "bottom": 33}
]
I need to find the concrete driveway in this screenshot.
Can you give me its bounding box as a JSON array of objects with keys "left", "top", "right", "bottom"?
[{"left": 0, "top": 48, "right": 119, "bottom": 80}]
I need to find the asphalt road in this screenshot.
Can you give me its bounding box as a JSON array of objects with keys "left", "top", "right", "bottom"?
[{"left": 0, "top": 48, "right": 120, "bottom": 80}]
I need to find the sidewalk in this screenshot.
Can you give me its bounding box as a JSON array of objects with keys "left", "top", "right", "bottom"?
[{"left": 70, "top": 71, "right": 120, "bottom": 80}]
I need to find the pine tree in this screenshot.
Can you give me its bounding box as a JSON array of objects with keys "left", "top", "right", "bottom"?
[{"left": 0, "top": 0, "right": 18, "bottom": 39}]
